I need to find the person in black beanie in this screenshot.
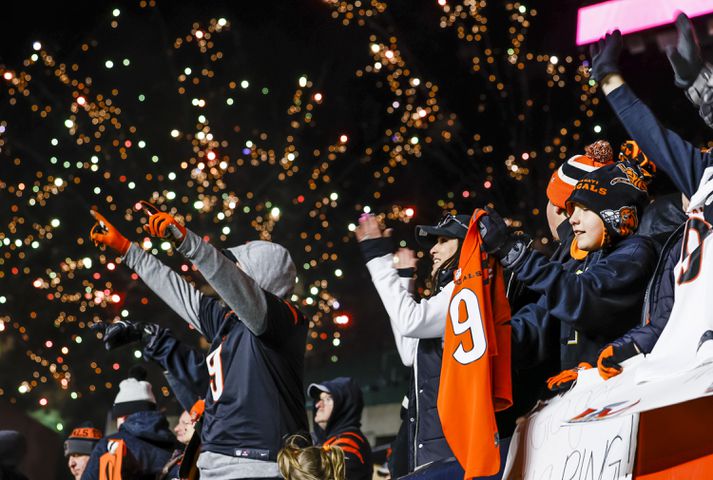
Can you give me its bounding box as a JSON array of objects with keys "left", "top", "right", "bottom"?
[
  {"left": 479, "top": 160, "right": 657, "bottom": 391},
  {"left": 64, "top": 423, "right": 102, "bottom": 479},
  {"left": 0, "top": 431, "right": 28, "bottom": 480},
  {"left": 81, "top": 366, "right": 178, "bottom": 480}
]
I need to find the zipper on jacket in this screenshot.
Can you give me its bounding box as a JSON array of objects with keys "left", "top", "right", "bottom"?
[
  {"left": 640, "top": 224, "right": 685, "bottom": 326},
  {"left": 413, "top": 339, "right": 420, "bottom": 468}
]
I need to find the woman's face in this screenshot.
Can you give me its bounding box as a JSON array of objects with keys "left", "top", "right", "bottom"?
[{"left": 429, "top": 236, "right": 459, "bottom": 275}]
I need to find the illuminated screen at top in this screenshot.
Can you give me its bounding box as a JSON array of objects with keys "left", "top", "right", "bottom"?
[{"left": 577, "top": 0, "right": 713, "bottom": 45}]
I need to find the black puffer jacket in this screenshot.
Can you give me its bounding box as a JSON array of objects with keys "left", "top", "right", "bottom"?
[
  {"left": 82, "top": 411, "right": 178, "bottom": 480},
  {"left": 403, "top": 266, "right": 455, "bottom": 471},
  {"left": 612, "top": 195, "right": 687, "bottom": 354}
]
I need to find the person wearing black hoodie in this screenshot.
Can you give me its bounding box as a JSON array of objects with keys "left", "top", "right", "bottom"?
[
  {"left": 81, "top": 366, "right": 178, "bottom": 480},
  {"left": 308, "top": 377, "right": 372, "bottom": 480}
]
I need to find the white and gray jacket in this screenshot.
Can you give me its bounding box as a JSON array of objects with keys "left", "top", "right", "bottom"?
[{"left": 365, "top": 253, "right": 455, "bottom": 470}]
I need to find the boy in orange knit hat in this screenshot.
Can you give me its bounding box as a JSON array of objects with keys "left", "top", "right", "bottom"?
[{"left": 545, "top": 140, "right": 615, "bottom": 243}]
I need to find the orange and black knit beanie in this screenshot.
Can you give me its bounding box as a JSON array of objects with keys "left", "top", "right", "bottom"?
[
  {"left": 546, "top": 140, "right": 615, "bottom": 209},
  {"left": 566, "top": 160, "right": 651, "bottom": 241},
  {"left": 64, "top": 423, "right": 102, "bottom": 457}
]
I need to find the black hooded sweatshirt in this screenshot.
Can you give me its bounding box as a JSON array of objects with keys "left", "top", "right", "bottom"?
[{"left": 311, "top": 377, "right": 373, "bottom": 480}]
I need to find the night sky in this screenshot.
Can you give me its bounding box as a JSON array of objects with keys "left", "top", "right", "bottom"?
[{"left": 1, "top": 0, "right": 711, "bottom": 436}]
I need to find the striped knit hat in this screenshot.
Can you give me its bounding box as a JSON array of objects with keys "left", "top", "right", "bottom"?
[
  {"left": 64, "top": 424, "right": 102, "bottom": 457},
  {"left": 546, "top": 140, "right": 614, "bottom": 209}
]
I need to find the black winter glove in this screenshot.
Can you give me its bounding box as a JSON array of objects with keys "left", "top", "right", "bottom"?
[
  {"left": 589, "top": 30, "right": 623, "bottom": 82},
  {"left": 92, "top": 320, "right": 159, "bottom": 351},
  {"left": 478, "top": 207, "right": 517, "bottom": 259},
  {"left": 667, "top": 13, "right": 704, "bottom": 89}
]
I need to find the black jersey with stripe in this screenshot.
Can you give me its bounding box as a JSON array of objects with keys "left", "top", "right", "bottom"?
[{"left": 198, "top": 291, "right": 308, "bottom": 459}]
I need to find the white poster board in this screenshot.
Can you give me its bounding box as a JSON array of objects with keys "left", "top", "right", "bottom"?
[{"left": 504, "top": 389, "right": 638, "bottom": 480}]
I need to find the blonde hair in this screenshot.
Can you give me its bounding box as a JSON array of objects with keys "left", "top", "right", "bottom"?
[{"left": 278, "top": 435, "right": 346, "bottom": 480}]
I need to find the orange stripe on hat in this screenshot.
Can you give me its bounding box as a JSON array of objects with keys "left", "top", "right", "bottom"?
[
  {"left": 69, "top": 427, "right": 103, "bottom": 440},
  {"left": 547, "top": 154, "right": 613, "bottom": 209}
]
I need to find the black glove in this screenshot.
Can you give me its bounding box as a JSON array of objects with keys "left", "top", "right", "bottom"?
[
  {"left": 667, "top": 13, "right": 704, "bottom": 89},
  {"left": 478, "top": 208, "right": 516, "bottom": 259},
  {"left": 92, "top": 320, "right": 158, "bottom": 351},
  {"left": 589, "top": 30, "right": 623, "bottom": 83}
]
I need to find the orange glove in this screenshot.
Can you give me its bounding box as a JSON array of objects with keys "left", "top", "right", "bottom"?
[
  {"left": 597, "top": 342, "right": 639, "bottom": 380},
  {"left": 90, "top": 211, "right": 131, "bottom": 255},
  {"left": 139, "top": 201, "right": 186, "bottom": 242},
  {"left": 546, "top": 362, "right": 593, "bottom": 392}
]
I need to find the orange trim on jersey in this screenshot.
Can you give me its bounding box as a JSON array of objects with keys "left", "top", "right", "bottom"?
[
  {"left": 326, "top": 440, "right": 364, "bottom": 463},
  {"left": 332, "top": 431, "right": 366, "bottom": 442},
  {"left": 325, "top": 434, "right": 366, "bottom": 463},
  {"left": 190, "top": 399, "right": 205, "bottom": 422},
  {"left": 283, "top": 301, "right": 300, "bottom": 325},
  {"left": 99, "top": 439, "right": 126, "bottom": 480}
]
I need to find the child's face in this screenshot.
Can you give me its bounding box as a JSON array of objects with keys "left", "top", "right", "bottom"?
[{"left": 568, "top": 204, "right": 605, "bottom": 251}]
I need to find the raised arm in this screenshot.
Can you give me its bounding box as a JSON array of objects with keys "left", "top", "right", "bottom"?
[
  {"left": 89, "top": 211, "right": 204, "bottom": 335},
  {"left": 176, "top": 228, "right": 268, "bottom": 335},
  {"left": 123, "top": 244, "right": 204, "bottom": 334},
  {"left": 591, "top": 29, "right": 713, "bottom": 197},
  {"left": 366, "top": 254, "right": 451, "bottom": 339},
  {"left": 141, "top": 209, "right": 269, "bottom": 336},
  {"left": 507, "top": 237, "right": 656, "bottom": 336}
]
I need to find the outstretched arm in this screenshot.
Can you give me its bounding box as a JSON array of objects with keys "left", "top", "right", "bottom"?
[
  {"left": 508, "top": 238, "right": 656, "bottom": 337},
  {"left": 602, "top": 74, "right": 712, "bottom": 198},
  {"left": 142, "top": 326, "right": 210, "bottom": 405},
  {"left": 366, "top": 254, "right": 452, "bottom": 339},
  {"left": 140, "top": 208, "right": 270, "bottom": 336},
  {"left": 89, "top": 211, "right": 205, "bottom": 335},
  {"left": 176, "top": 228, "right": 268, "bottom": 336},
  {"left": 357, "top": 215, "right": 450, "bottom": 340},
  {"left": 123, "top": 244, "right": 205, "bottom": 334},
  {"left": 590, "top": 29, "right": 713, "bottom": 197}
]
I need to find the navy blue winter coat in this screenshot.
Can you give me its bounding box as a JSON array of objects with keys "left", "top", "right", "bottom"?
[
  {"left": 142, "top": 326, "right": 209, "bottom": 411},
  {"left": 614, "top": 196, "right": 686, "bottom": 354},
  {"left": 81, "top": 410, "right": 178, "bottom": 480},
  {"left": 604, "top": 84, "right": 713, "bottom": 351},
  {"left": 508, "top": 233, "right": 657, "bottom": 370}
]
